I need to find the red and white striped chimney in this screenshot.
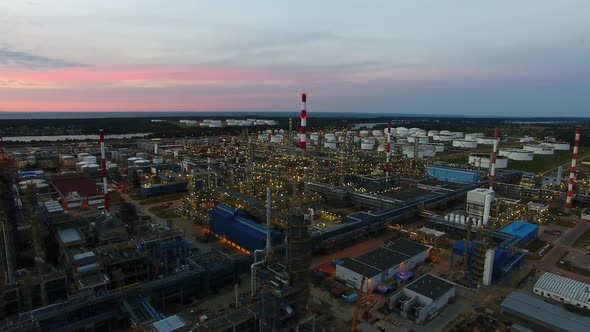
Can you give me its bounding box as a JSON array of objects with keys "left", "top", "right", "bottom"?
[
  {"left": 299, "top": 93, "right": 307, "bottom": 150},
  {"left": 565, "top": 127, "right": 581, "bottom": 211},
  {"left": 489, "top": 127, "right": 499, "bottom": 190},
  {"left": 99, "top": 129, "right": 110, "bottom": 218},
  {"left": 386, "top": 120, "right": 391, "bottom": 180}
]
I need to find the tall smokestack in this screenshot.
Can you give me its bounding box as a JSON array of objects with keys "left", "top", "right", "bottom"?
[
  {"left": 99, "top": 129, "right": 110, "bottom": 218},
  {"left": 386, "top": 120, "right": 391, "bottom": 182},
  {"left": 266, "top": 187, "right": 272, "bottom": 253},
  {"left": 489, "top": 128, "right": 499, "bottom": 190},
  {"left": 565, "top": 128, "right": 581, "bottom": 211},
  {"left": 299, "top": 93, "right": 307, "bottom": 150}
]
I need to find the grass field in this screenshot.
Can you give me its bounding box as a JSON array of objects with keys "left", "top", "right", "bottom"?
[
  {"left": 148, "top": 204, "right": 178, "bottom": 219},
  {"left": 573, "top": 229, "right": 590, "bottom": 250},
  {"left": 139, "top": 193, "right": 185, "bottom": 205},
  {"left": 508, "top": 149, "right": 590, "bottom": 174}
]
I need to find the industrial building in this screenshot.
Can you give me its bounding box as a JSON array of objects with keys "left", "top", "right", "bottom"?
[
  {"left": 389, "top": 274, "right": 456, "bottom": 324},
  {"left": 426, "top": 166, "right": 479, "bottom": 184},
  {"left": 335, "top": 239, "right": 430, "bottom": 290},
  {"left": 209, "top": 204, "right": 283, "bottom": 254},
  {"left": 499, "top": 221, "right": 539, "bottom": 246},
  {"left": 533, "top": 272, "right": 590, "bottom": 309},
  {"left": 501, "top": 292, "right": 590, "bottom": 332},
  {"left": 51, "top": 174, "right": 105, "bottom": 209}
]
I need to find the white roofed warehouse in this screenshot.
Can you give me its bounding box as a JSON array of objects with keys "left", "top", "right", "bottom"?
[{"left": 533, "top": 272, "right": 590, "bottom": 310}]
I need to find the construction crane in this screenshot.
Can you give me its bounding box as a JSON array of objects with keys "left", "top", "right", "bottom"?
[{"left": 351, "top": 264, "right": 367, "bottom": 332}]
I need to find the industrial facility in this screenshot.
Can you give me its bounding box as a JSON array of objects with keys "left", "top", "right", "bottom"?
[{"left": 0, "top": 93, "right": 589, "bottom": 332}]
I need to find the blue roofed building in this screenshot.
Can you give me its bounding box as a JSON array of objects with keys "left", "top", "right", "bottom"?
[
  {"left": 499, "top": 221, "right": 539, "bottom": 245},
  {"left": 209, "top": 204, "right": 283, "bottom": 254},
  {"left": 426, "top": 166, "right": 479, "bottom": 184}
]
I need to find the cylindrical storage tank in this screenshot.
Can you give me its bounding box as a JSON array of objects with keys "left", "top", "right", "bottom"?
[
  {"left": 270, "top": 135, "right": 283, "bottom": 143},
  {"left": 136, "top": 152, "right": 148, "bottom": 159},
  {"left": 433, "top": 134, "right": 454, "bottom": 142},
  {"left": 61, "top": 155, "right": 77, "bottom": 167},
  {"left": 83, "top": 155, "right": 97, "bottom": 164},
  {"left": 372, "top": 130, "right": 383, "bottom": 137},
  {"left": 451, "top": 132, "right": 464, "bottom": 138},
  {"left": 408, "top": 128, "right": 420, "bottom": 135},
  {"left": 360, "top": 139, "right": 375, "bottom": 150},
  {"left": 402, "top": 144, "right": 436, "bottom": 158},
  {"left": 377, "top": 145, "right": 385, "bottom": 152},
  {"left": 499, "top": 148, "right": 534, "bottom": 161},
  {"left": 87, "top": 163, "right": 100, "bottom": 173},
  {"left": 257, "top": 133, "right": 268, "bottom": 141},
  {"left": 427, "top": 130, "right": 439, "bottom": 137},
  {"left": 397, "top": 139, "right": 409, "bottom": 145},
  {"left": 324, "top": 142, "right": 337, "bottom": 150},
  {"left": 153, "top": 156, "right": 164, "bottom": 164},
  {"left": 325, "top": 134, "right": 336, "bottom": 142},
  {"left": 414, "top": 136, "right": 429, "bottom": 144},
  {"left": 465, "top": 133, "right": 485, "bottom": 141},
  {"left": 110, "top": 151, "right": 120, "bottom": 160},
  {"left": 77, "top": 153, "right": 90, "bottom": 161},
  {"left": 127, "top": 157, "right": 139, "bottom": 166},
  {"left": 415, "top": 129, "right": 427, "bottom": 136},
  {"left": 76, "top": 161, "right": 89, "bottom": 173},
  {"left": 460, "top": 215, "right": 466, "bottom": 224},
  {"left": 546, "top": 142, "right": 570, "bottom": 150},
  {"left": 519, "top": 137, "right": 535, "bottom": 143},
  {"left": 118, "top": 153, "right": 128, "bottom": 162},
  {"left": 523, "top": 144, "right": 555, "bottom": 155},
  {"left": 449, "top": 213, "right": 455, "bottom": 222},
  {"left": 432, "top": 144, "right": 445, "bottom": 152},
  {"left": 476, "top": 137, "right": 496, "bottom": 145},
  {"left": 310, "top": 133, "right": 320, "bottom": 141},
  {"left": 468, "top": 154, "right": 508, "bottom": 169},
  {"left": 454, "top": 214, "right": 460, "bottom": 223},
  {"left": 396, "top": 127, "right": 409, "bottom": 137},
  {"left": 452, "top": 139, "right": 478, "bottom": 148},
  {"left": 134, "top": 159, "right": 149, "bottom": 166},
  {"left": 359, "top": 130, "right": 369, "bottom": 138}
]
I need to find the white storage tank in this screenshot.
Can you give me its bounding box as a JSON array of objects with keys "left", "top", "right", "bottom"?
[
  {"left": 396, "top": 127, "right": 409, "bottom": 137},
  {"left": 127, "top": 157, "right": 139, "bottom": 166},
  {"left": 468, "top": 154, "right": 508, "bottom": 169},
  {"left": 499, "top": 148, "right": 534, "bottom": 161},
  {"left": 61, "top": 155, "right": 77, "bottom": 167},
  {"left": 545, "top": 142, "right": 570, "bottom": 150},
  {"left": 77, "top": 153, "right": 90, "bottom": 161},
  {"left": 134, "top": 159, "right": 149, "bottom": 166},
  {"left": 377, "top": 145, "right": 385, "bottom": 152},
  {"left": 136, "top": 152, "right": 148, "bottom": 160},
  {"left": 451, "top": 132, "right": 464, "bottom": 138},
  {"left": 432, "top": 144, "right": 445, "bottom": 152},
  {"left": 310, "top": 133, "right": 320, "bottom": 141},
  {"left": 452, "top": 139, "right": 478, "bottom": 148},
  {"left": 402, "top": 144, "right": 436, "bottom": 158},
  {"left": 325, "top": 134, "right": 336, "bottom": 142},
  {"left": 433, "top": 134, "right": 454, "bottom": 142},
  {"left": 87, "top": 164, "right": 100, "bottom": 173},
  {"left": 270, "top": 135, "right": 283, "bottom": 143},
  {"left": 153, "top": 156, "right": 164, "bottom": 164},
  {"left": 520, "top": 136, "right": 535, "bottom": 143},
  {"left": 408, "top": 135, "right": 429, "bottom": 144},
  {"left": 359, "top": 130, "right": 370, "bottom": 138},
  {"left": 110, "top": 151, "right": 120, "bottom": 160},
  {"left": 427, "top": 130, "right": 439, "bottom": 137},
  {"left": 440, "top": 130, "right": 451, "bottom": 135},
  {"left": 523, "top": 144, "right": 555, "bottom": 155},
  {"left": 372, "top": 130, "right": 383, "bottom": 137},
  {"left": 360, "top": 138, "right": 375, "bottom": 150},
  {"left": 465, "top": 133, "right": 485, "bottom": 141},
  {"left": 324, "top": 142, "right": 337, "bottom": 150},
  {"left": 476, "top": 137, "right": 496, "bottom": 145},
  {"left": 83, "top": 155, "right": 97, "bottom": 164},
  {"left": 76, "top": 161, "right": 89, "bottom": 173},
  {"left": 257, "top": 133, "right": 268, "bottom": 141}
]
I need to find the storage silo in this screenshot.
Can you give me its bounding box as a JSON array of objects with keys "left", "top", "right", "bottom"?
[
  {"left": 77, "top": 152, "right": 90, "bottom": 161},
  {"left": 76, "top": 161, "right": 89, "bottom": 173},
  {"left": 83, "top": 155, "right": 97, "bottom": 164},
  {"left": 61, "top": 155, "right": 77, "bottom": 167}
]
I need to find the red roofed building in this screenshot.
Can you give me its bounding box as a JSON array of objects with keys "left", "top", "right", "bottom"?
[{"left": 51, "top": 174, "right": 104, "bottom": 209}]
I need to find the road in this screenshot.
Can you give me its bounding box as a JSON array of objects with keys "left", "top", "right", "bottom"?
[{"left": 526, "top": 217, "right": 590, "bottom": 283}]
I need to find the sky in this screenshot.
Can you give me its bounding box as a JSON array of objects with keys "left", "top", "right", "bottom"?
[{"left": 1, "top": 0, "right": 589, "bottom": 116}]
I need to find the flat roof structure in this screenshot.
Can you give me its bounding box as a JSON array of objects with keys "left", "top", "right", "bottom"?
[
  {"left": 501, "top": 292, "right": 590, "bottom": 332},
  {"left": 57, "top": 228, "right": 84, "bottom": 246},
  {"left": 384, "top": 239, "right": 430, "bottom": 257},
  {"left": 339, "top": 258, "right": 382, "bottom": 277},
  {"left": 152, "top": 315, "right": 187, "bottom": 332},
  {"left": 534, "top": 272, "right": 590, "bottom": 306},
  {"left": 356, "top": 247, "right": 410, "bottom": 271},
  {"left": 405, "top": 274, "right": 455, "bottom": 300},
  {"left": 51, "top": 174, "right": 102, "bottom": 198}
]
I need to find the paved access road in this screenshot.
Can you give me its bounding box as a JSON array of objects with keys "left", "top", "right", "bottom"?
[{"left": 526, "top": 217, "right": 590, "bottom": 283}]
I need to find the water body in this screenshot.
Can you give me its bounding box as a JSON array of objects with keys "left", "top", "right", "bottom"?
[
  {"left": 3, "top": 133, "right": 151, "bottom": 142},
  {"left": 352, "top": 122, "right": 387, "bottom": 129}
]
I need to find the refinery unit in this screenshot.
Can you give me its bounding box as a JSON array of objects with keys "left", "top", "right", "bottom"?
[{"left": 0, "top": 95, "right": 589, "bottom": 332}]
